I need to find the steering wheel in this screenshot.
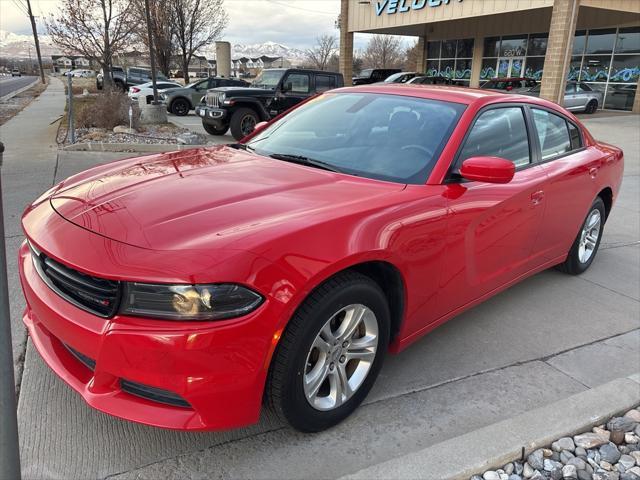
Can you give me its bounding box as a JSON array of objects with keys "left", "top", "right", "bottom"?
[{"left": 401, "top": 144, "right": 433, "bottom": 157}]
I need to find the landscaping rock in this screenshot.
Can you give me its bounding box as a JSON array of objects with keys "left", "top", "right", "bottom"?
[
  {"left": 562, "top": 464, "right": 577, "bottom": 479},
  {"left": 528, "top": 450, "right": 545, "bottom": 470},
  {"left": 544, "top": 459, "right": 563, "bottom": 471},
  {"left": 620, "top": 454, "right": 637, "bottom": 470},
  {"left": 567, "top": 457, "right": 587, "bottom": 470},
  {"left": 609, "top": 418, "right": 638, "bottom": 433},
  {"left": 560, "top": 450, "right": 575, "bottom": 464},
  {"left": 483, "top": 471, "right": 501, "bottom": 480},
  {"left": 575, "top": 432, "right": 609, "bottom": 449},
  {"left": 601, "top": 443, "right": 622, "bottom": 464},
  {"left": 625, "top": 411, "right": 640, "bottom": 423},
  {"left": 553, "top": 437, "right": 576, "bottom": 453},
  {"left": 626, "top": 434, "right": 640, "bottom": 444},
  {"left": 523, "top": 463, "right": 534, "bottom": 478},
  {"left": 113, "top": 125, "right": 134, "bottom": 134}
]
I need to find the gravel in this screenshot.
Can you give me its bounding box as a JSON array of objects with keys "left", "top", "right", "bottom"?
[
  {"left": 472, "top": 407, "right": 640, "bottom": 480},
  {"left": 60, "top": 124, "right": 214, "bottom": 146}
]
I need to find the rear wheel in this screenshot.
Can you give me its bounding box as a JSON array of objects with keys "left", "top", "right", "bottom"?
[
  {"left": 203, "top": 122, "right": 228, "bottom": 136},
  {"left": 170, "top": 98, "right": 190, "bottom": 116},
  {"left": 230, "top": 107, "right": 259, "bottom": 140},
  {"left": 267, "top": 271, "right": 390, "bottom": 432},
  {"left": 558, "top": 197, "right": 605, "bottom": 275},
  {"left": 585, "top": 100, "right": 598, "bottom": 114}
]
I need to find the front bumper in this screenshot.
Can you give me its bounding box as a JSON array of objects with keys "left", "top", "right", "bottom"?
[
  {"left": 195, "top": 105, "right": 227, "bottom": 121},
  {"left": 18, "top": 240, "right": 276, "bottom": 431}
]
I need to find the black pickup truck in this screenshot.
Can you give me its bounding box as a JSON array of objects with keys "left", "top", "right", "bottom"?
[{"left": 196, "top": 68, "right": 344, "bottom": 140}]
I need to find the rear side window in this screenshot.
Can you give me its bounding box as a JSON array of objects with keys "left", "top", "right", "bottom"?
[
  {"left": 531, "top": 109, "right": 572, "bottom": 160},
  {"left": 567, "top": 121, "right": 582, "bottom": 150},
  {"left": 315, "top": 75, "right": 336, "bottom": 92},
  {"left": 459, "top": 107, "right": 531, "bottom": 167}
]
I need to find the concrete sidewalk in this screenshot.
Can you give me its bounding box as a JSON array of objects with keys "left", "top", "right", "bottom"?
[
  {"left": 1, "top": 76, "right": 65, "bottom": 388},
  {"left": 3, "top": 104, "right": 639, "bottom": 479}
]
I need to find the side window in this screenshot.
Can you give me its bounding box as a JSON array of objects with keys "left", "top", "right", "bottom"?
[
  {"left": 315, "top": 75, "right": 336, "bottom": 93},
  {"left": 567, "top": 121, "right": 582, "bottom": 150},
  {"left": 284, "top": 73, "right": 310, "bottom": 94},
  {"left": 532, "top": 108, "right": 572, "bottom": 160},
  {"left": 459, "top": 107, "right": 531, "bottom": 167},
  {"left": 565, "top": 83, "right": 576, "bottom": 94}
]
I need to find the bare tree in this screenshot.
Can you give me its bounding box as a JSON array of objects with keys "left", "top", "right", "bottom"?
[
  {"left": 132, "top": 0, "right": 174, "bottom": 77},
  {"left": 172, "top": 0, "right": 228, "bottom": 83},
  {"left": 305, "top": 35, "right": 338, "bottom": 71},
  {"left": 46, "top": 0, "right": 136, "bottom": 87},
  {"left": 362, "top": 35, "right": 404, "bottom": 69},
  {"left": 404, "top": 41, "right": 420, "bottom": 72}
]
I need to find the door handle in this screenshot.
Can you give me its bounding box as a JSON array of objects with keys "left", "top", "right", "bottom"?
[
  {"left": 531, "top": 190, "right": 545, "bottom": 206},
  {"left": 589, "top": 167, "right": 599, "bottom": 178}
]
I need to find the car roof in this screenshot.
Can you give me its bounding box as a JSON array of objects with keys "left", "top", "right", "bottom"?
[{"left": 331, "top": 83, "right": 566, "bottom": 111}]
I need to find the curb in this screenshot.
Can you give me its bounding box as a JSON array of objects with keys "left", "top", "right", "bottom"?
[
  {"left": 341, "top": 374, "right": 640, "bottom": 480},
  {"left": 61, "top": 143, "right": 215, "bottom": 153},
  {"left": 0, "top": 78, "right": 40, "bottom": 102}
]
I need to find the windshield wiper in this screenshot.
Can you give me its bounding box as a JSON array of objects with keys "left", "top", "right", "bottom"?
[
  {"left": 228, "top": 143, "right": 255, "bottom": 152},
  {"left": 268, "top": 153, "right": 344, "bottom": 173}
]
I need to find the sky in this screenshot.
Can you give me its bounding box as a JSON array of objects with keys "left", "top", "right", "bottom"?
[{"left": 0, "top": 0, "right": 379, "bottom": 50}]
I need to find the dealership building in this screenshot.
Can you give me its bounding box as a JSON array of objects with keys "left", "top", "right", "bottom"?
[{"left": 339, "top": 0, "right": 640, "bottom": 112}]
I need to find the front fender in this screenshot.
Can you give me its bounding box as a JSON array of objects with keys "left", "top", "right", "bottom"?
[{"left": 230, "top": 98, "right": 270, "bottom": 120}]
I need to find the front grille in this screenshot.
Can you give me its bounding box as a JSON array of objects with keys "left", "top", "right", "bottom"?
[
  {"left": 29, "top": 242, "right": 121, "bottom": 318},
  {"left": 206, "top": 93, "right": 219, "bottom": 108},
  {"left": 120, "top": 379, "right": 191, "bottom": 408},
  {"left": 63, "top": 343, "right": 96, "bottom": 371}
]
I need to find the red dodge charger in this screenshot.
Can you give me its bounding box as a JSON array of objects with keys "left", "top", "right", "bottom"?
[{"left": 19, "top": 85, "right": 623, "bottom": 432}]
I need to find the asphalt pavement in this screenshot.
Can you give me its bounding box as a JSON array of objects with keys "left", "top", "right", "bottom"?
[
  {"left": 2, "top": 81, "right": 639, "bottom": 479},
  {"left": 0, "top": 75, "right": 38, "bottom": 98}
]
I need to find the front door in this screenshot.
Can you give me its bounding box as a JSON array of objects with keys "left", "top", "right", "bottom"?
[
  {"left": 497, "top": 57, "right": 525, "bottom": 78},
  {"left": 437, "top": 106, "right": 547, "bottom": 317},
  {"left": 272, "top": 72, "right": 311, "bottom": 116}
]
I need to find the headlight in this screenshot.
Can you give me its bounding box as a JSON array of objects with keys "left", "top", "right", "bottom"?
[
  {"left": 218, "top": 92, "right": 226, "bottom": 103},
  {"left": 120, "top": 283, "right": 263, "bottom": 321},
  {"left": 160, "top": 93, "right": 167, "bottom": 100}
]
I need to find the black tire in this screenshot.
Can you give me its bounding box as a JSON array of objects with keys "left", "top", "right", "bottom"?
[
  {"left": 267, "top": 271, "right": 390, "bottom": 432},
  {"left": 558, "top": 197, "right": 606, "bottom": 275},
  {"left": 585, "top": 100, "right": 598, "bottom": 114},
  {"left": 114, "top": 81, "right": 126, "bottom": 92},
  {"left": 230, "top": 107, "right": 259, "bottom": 140},
  {"left": 146, "top": 95, "right": 153, "bottom": 105},
  {"left": 203, "top": 122, "right": 228, "bottom": 136},
  {"left": 170, "top": 98, "right": 190, "bottom": 116}
]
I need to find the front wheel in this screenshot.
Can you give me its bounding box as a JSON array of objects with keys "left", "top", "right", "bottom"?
[
  {"left": 585, "top": 100, "right": 598, "bottom": 114},
  {"left": 203, "top": 122, "right": 228, "bottom": 136},
  {"left": 170, "top": 98, "right": 190, "bottom": 116},
  {"left": 558, "top": 197, "right": 605, "bottom": 275},
  {"left": 267, "top": 271, "right": 390, "bottom": 432},
  {"left": 230, "top": 107, "right": 259, "bottom": 140}
]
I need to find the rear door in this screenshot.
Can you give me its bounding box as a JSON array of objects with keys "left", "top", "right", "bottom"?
[
  {"left": 563, "top": 83, "right": 580, "bottom": 109},
  {"left": 190, "top": 79, "right": 210, "bottom": 106},
  {"left": 528, "top": 107, "right": 602, "bottom": 262},
  {"left": 438, "top": 105, "right": 548, "bottom": 315}
]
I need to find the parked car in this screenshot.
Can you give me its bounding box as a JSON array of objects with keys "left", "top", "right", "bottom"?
[
  {"left": 383, "top": 72, "right": 418, "bottom": 84},
  {"left": 161, "top": 77, "right": 249, "bottom": 116},
  {"left": 97, "top": 66, "right": 168, "bottom": 91},
  {"left": 128, "top": 80, "right": 182, "bottom": 104},
  {"left": 407, "top": 76, "right": 464, "bottom": 86},
  {"left": 525, "top": 81, "right": 603, "bottom": 113},
  {"left": 69, "top": 69, "right": 94, "bottom": 78},
  {"left": 352, "top": 68, "right": 401, "bottom": 85},
  {"left": 196, "top": 68, "right": 344, "bottom": 139},
  {"left": 11, "top": 68, "right": 21, "bottom": 77},
  {"left": 19, "top": 85, "right": 623, "bottom": 433},
  {"left": 480, "top": 77, "right": 537, "bottom": 92}
]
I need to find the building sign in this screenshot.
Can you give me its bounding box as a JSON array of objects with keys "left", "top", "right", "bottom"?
[{"left": 375, "top": 0, "right": 462, "bottom": 16}]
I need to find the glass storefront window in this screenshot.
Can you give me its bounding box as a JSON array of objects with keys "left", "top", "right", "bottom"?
[
  {"left": 480, "top": 58, "right": 497, "bottom": 80},
  {"left": 441, "top": 40, "right": 457, "bottom": 58},
  {"left": 585, "top": 29, "right": 617, "bottom": 55},
  {"left": 609, "top": 55, "right": 640, "bottom": 83},
  {"left": 484, "top": 37, "right": 500, "bottom": 57},
  {"left": 456, "top": 39, "right": 474, "bottom": 58},
  {"left": 427, "top": 41, "right": 441, "bottom": 58},
  {"left": 500, "top": 35, "right": 528, "bottom": 57},
  {"left": 525, "top": 57, "right": 545, "bottom": 80},
  {"left": 581, "top": 56, "right": 610, "bottom": 82},
  {"left": 573, "top": 31, "right": 587, "bottom": 55},
  {"left": 455, "top": 59, "right": 472, "bottom": 79},
  {"left": 567, "top": 56, "right": 582, "bottom": 81},
  {"left": 616, "top": 27, "right": 640, "bottom": 54},
  {"left": 528, "top": 34, "right": 548, "bottom": 56},
  {"left": 426, "top": 60, "right": 439, "bottom": 77},
  {"left": 439, "top": 59, "right": 455, "bottom": 78},
  {"left": 605, "top": 84, "right": 637, "bottom": 110}
]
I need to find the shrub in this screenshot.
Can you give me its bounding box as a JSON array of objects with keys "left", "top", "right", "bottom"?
[{"left": 75, "top": 89, "right": 140, "bottom": 130}]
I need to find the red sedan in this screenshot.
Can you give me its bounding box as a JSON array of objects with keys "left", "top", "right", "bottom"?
[{"left": 19, "top": 85, "right": 623, "bottom": 432}]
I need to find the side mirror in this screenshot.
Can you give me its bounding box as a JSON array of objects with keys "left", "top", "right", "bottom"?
[
  {"left": 459, "top": 156, "right": 515, "bottom": 184},
  {"left": 254, "top": 121, "right": 268, "bottom": 133},
  {"left": 282, "top": 82, "right": 292, "bottom": 93}
]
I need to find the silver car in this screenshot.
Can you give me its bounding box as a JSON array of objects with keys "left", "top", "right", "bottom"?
[{"left": 526, "top": 81, "right": 603, "bottom": 113}]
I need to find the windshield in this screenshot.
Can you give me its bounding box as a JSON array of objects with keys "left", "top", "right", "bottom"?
[
  {"left": 358, "top": 69, "right": 372, "bottom": 78},
  {"left": 246, "top": 93, "right": 465, "bottom": 184},
  {"left": 252, "top": 70, "right": 284, "bottom": 89}
]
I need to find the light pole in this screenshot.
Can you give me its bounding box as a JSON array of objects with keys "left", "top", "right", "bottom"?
[{"left": 0, "top": 141, "right": 22, "bottom": 480}]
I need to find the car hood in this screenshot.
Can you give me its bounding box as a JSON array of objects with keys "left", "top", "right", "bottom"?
[
  {"left": 49, "top": 146, "right": 403, "bottom": 251},
  {"left": 162, "top": 87, "right": 191, "bottom": 95},
  {"left": 209, "top": 86, "right": 275, "bottom": 97}
]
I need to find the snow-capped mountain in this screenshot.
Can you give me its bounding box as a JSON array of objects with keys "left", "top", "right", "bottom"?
[{"left": 0, "top": 30, "right": 56, "bottom": 59}]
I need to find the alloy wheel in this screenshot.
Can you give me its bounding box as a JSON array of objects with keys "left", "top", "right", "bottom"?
[
  {"left": 578, "top": 208, "right": 601, "bottom": 263},
  {"left": 303, "top": 304, "right": 378, "bottom": 411},
  {"left": 240, "top": 114, "right": 256, "bottom": 136}
]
